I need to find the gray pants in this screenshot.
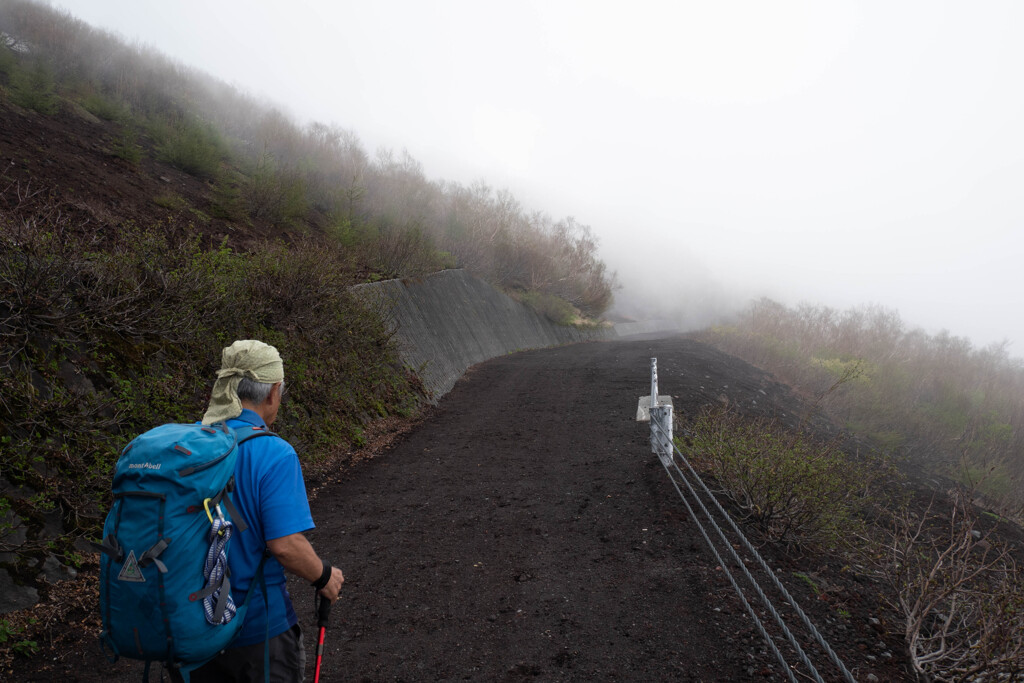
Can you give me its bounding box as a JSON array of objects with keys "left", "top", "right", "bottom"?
[{"left": 168, "top": 624, "right": 306, "bottom": 683}]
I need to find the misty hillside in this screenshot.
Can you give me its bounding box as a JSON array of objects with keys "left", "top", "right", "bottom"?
[
  {"left": 0, "top": 0, "right": 613, "bottom": 320},
  {"left": 697, "top": 300, "right": 1024, "bottom": 510},
  {"left": 4, "top": 1, "right": 1024, "bottom": 680},
  {"left": 0, "top": 0, "right": 622, "bottom": 605},
  {"left": 0, "top": 0, "right": 619, "bottom": 643}
]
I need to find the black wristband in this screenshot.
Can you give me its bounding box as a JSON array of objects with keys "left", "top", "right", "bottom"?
[{"left": 312, "top": 559, "right": 331, "bottom": 590}]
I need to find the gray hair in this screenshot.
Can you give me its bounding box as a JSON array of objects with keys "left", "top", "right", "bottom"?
[{"left": 237, "top": 377, "right": 284, "bottom": 405}]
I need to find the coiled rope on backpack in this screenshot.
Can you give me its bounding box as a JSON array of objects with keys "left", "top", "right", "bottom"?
[{"left": 201, "top": 516, "right": 237, "bottom": 625}]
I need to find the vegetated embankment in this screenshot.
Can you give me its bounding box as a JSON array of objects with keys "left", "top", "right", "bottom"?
[{"left": 0, "top": 260, "right": 621, "bottom": 623}]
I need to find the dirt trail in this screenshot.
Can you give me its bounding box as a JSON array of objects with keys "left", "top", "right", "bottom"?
[
  {"left": 296, "top": 336, "right": 905, "bottom": 681},
  {"left": 13, "top": 336, "right": 908, "bottom": 681}
]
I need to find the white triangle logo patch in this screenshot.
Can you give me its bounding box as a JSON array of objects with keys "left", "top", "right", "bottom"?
[{"left": 118, "top": 549, "right": 145, "bottom": 582}]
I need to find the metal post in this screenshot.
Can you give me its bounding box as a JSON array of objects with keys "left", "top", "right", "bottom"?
[
  {"left": 649, "top": 358, "right": 673, "bottom": 464},
  {"left": 650, "top": 358, "right": 658, "bottom": 409},
  {"left": 651, "top": 403, "right": 673, "bottom": 465}
]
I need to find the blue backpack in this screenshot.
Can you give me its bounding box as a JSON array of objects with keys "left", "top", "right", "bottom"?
[{"left": 97, "top": 422, "right": 274, "bottom": 681}]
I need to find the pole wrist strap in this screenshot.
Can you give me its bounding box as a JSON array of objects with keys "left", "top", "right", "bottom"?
[{"left": 311, "top": 559, "right": 331, "bottom": 591}]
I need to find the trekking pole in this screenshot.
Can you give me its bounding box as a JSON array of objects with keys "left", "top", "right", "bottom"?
[{"left": 313, "top": 594, "right": 332, "bottom": 683}]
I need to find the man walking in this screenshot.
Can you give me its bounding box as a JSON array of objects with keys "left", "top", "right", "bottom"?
[{"left": 179, "top": 339, "right": 343, "bottom": 682}]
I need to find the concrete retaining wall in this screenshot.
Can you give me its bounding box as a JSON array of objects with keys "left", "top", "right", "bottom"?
[{"left": 353, "top": 270, "right": 614, "bottom": 400}]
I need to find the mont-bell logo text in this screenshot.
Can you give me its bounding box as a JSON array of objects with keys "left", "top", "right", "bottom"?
[{"left": 128, "top": 462, "right": 161, "bottom": 470}]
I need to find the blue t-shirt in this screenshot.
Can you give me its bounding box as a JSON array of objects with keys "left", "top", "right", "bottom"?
[{"left": 225, "top": 410, "right": 315, "bottom": 646}]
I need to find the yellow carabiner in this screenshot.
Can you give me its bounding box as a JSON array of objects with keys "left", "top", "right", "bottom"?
[{"left": 203, "top": 498, "right": 215, "bottom": 524}]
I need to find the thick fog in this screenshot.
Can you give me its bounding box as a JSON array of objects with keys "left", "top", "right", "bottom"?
[{"left": 52, "top": 0, "right": 1024, "bottom": 352}]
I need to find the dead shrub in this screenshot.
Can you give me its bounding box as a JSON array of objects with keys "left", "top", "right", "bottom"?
[{"left": 876, "top": 490, "right": 1024, "bottom": 681}]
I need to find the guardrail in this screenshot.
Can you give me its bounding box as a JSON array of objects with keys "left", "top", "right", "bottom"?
[{"left": 643, "top": 358, "right": 855, "bottom": 683}]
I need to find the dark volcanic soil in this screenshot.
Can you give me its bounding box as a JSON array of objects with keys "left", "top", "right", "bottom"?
[
  {"left": 10, "top": 337, "right": 911, "bottom": 681},
  {"left": 0, "top": 97, "right": 301, "bottom": 247}
]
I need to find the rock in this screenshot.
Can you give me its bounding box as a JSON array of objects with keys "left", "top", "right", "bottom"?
[
  {"left": 1, "top": 476, "right": 35, "bottom": 501},
  {"left": 42, "top": 509, "right": 64, "bottom": 538},
  {"left": 0, "top": 568, "right": 38, "bottom": 613},
  {"left": 30, "top": 368, "right": 53, "bottom": 401},
  {"left": 866, "top": 675, "right": 879, "bottom": 682},
  {"left": 0, "top": 509, "right": 27, "bottom": 564},
  {"left": 38, "top": 554, "right": 77, "bottom": 583},
  {"left": 73, "top": 536, "right": 97, "bottom": 555},
  {"left": 58, "top": 360, "right": 95, "bottom": 396}
]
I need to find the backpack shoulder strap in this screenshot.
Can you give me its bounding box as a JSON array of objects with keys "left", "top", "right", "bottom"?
[
  {"left": 207, "top": 427, "right": 280, "bottom": 532},
  {"left": 242, "top": 550, "right": 272, "bottom": 683},
  {"left": 234, "top": 426, "right": 279, "bottom": 445}
]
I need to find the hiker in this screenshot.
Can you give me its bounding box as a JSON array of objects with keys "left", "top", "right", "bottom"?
[{"left": 176, "top": 339, "right": 344, "bottom": 682}]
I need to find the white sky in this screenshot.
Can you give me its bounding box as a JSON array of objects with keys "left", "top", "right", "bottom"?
[{"left": 52, "top": 0, "right": 1024, "bottom": 353}]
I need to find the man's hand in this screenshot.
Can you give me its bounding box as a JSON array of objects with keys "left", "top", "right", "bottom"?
[
  {"left": 320, "top": 566, "right": 344, "bottom": 602},
  {"left": 267, "top": 532, "right": 344, "bottom": 601}
]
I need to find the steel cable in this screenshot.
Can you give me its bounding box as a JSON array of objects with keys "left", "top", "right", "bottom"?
[
  {"left": 661, "top": 420, "right": 856, "bottom": 682},
  {"left": 656, "top": 452, "right": 800, "bottom": 682},
  {"left": 652, "top": 421, "right": 823, "bottom": 683},
  {"left": 651, "top": 418, "right": 856, "bottom": 682}
]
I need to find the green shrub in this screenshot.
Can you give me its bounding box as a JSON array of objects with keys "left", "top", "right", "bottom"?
[
  {"left": 677, "top": 407, "right": 889, "bottom": 549},
  {"left": 209, "top": 174, "right": 246, "bottom": 221},
  {"left": 152, "top": 193, "right": 188, "bottom": 211},
  {"left": 327, "top": 218, "right": 363, "bottom": 247},
  {"left": 518, "top": 291, "right": 578, "bottom": 326},
  {"left": 10, "top": 59, "right": 59, "bottom": 115},
  {"left": 958, "top": 462, "right": 1015, "bottom": 503},
  {"left": 243, "top": 152, "right": 310, "bottom": 224},
  {"left": 152, "top": 117, "right": 226, "bottom": 179},
  {"left": 0, "top": 45, "right": 16, "bottom": 80},
  {"left": 81, "top": 92, "right": 129, "bottom": 122},
  {"left": 112, "top": 128, "right": 143, "bottom": 165},
  {"left": 0, "top": 618, "right": 39, "bottom": 658}
]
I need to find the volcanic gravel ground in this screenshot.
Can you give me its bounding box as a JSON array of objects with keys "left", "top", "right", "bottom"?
[
  {"left": 11, "top": 336, "right": 910, "bottom": 681},
  {"left": 297, "top": 336, "right": 907, "bottom": 682}
]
